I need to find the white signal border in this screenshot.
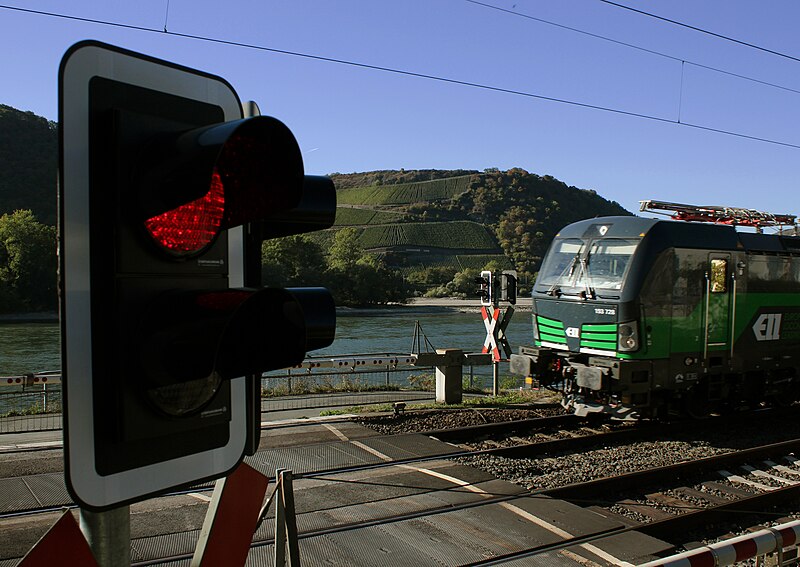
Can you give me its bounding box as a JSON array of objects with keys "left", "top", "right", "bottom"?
[{"left": 59, "top": 41, "right": 247, "bottom": 511}]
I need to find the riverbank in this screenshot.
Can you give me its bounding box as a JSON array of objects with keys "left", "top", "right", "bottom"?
[
  {"left": 337, "top": 297, "right": 531, "bottom": 316},
  {"left": 0, "top": 298, "right": 532, "bottom": 322},
  {"left": 0, "top": 312, "right": 58, "bottom": 323}
]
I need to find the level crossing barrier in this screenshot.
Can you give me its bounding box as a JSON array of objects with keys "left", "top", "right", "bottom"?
[{"left": 638, "top": 519, "right": 800, "bottom": 566}]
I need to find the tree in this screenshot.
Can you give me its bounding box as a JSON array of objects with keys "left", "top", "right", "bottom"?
[
  {"left": 323, "top": 228, "right": 410, "bottom": 306},
  {"left": 327, "top": 227, "right": 363, "bottom": 271},
  {"left": 259, "top": 228, "right": 411, "bottom": 306},
  {"left": 447, "top": 268, "right": 480, "bottom": 298},
  {"left": 423, "top": 268, "right": 480, "bottom": 299},
  {"left": 0, "top": 209, "right": 57, "bottom": 312},
  {"left": 0, "top": 106, "right": 58, "bottom": 226},
  {"left": 261, "top": 235, "right": 327, "bottom": 288},
  {"left": 406, "top": 266, "right": 453, "bottom": 294},
  {"left": 328, "top": 257, "right": 408, "bottom": 305}
]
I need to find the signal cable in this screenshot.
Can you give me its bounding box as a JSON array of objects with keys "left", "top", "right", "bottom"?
[{"left": 2, "top": 3, "right": 800, "bottom": 151}]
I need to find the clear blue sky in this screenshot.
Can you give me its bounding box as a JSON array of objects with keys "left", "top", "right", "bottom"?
[{"left": 2, "top": 0, "right": 799, "bottom": 217}]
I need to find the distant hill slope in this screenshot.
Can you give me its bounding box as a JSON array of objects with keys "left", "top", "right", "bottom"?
[
  {"left": 337, "top": 175, "right": 471, "bottom": 206},
  {"left": 0, "top": 105, "right": 57, "bottom": 225},
  {"left": 328, "top": 168, "right": 631, "bottom": 277},
  {"left": 0, "top": 104, "right": 631, "bottom": 279}
]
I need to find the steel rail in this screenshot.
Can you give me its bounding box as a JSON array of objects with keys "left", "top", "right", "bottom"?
[
  {"left": 539, "top": 437, "right": 800, "bottom": 502},
  {"left": 637, "top": 482, "right": 800, "bottom": 543}
]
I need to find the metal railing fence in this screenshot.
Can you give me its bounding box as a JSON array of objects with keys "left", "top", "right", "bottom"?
[
  {"left": 259, "top": 366, "right": 437, "bottom": 414},
  {"left": 1, "top": 360, "right": 526, "bottom": 434},
  {"left": 0, "top": 367, "right": 439, "bottom": 434},
  {"left": 0, "top": 383, "right": 62, "bottom": 433}
]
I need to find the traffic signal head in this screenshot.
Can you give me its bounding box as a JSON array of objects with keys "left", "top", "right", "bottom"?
[
  {"left": 59, "top": 41, "right": 335, "bottom": 510},
  {"left": 475, "top": 270, "right": 492, "bottom": 306},
  {"left": 500, "top": 270, "right": 517, "bottom": 305},
  {"left": 137, "top": 115, "right": 303, "bottom": 246}
]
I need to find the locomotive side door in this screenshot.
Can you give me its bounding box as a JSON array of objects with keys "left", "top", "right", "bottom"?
[{"left": 704, "top": 254, "right": 731, "bottom": 363}]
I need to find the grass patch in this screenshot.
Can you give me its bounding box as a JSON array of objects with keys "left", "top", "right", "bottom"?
[
  {"left": 262, "top": 381, "right": 401, "bottom": 398},
  {"left": 0, "top": 401, "right": 62, "bottom": 418},
  {"left": 319, "top": 390, "right": 555, "bottom": 416}
]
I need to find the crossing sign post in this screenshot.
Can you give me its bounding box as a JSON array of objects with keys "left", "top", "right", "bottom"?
[
  {"left": 480, "top": 305, "right": 513, "bottom": 362},
  {"left": 477, "top": 269, "right": 516, "bottom": 395}
]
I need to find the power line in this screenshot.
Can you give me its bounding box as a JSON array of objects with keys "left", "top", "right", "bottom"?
[
  {"left": 2, "top": 3, "right": 800, "bottom": 151},
  {"left": 464, "top": 0, "right": 800, "bottom": 97},
  {"left": 464, "top": 0, "right": 679, "bottom": 63},
  {"left": 597, "top": 0, "right": 800, "bottom": 64}
]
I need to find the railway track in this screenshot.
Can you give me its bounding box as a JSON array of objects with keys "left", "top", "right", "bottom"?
[
  {"left": 1, "top": 407, "right": 792, "bottom": 520},
  {"left": 542, "top": 438, "right": 800, "bottom": 542},
  {"left": 0, "top": 411, "right": 612, "bottom": 520},
  {"left": 453, "top": 438, "right": 800, "bottom": 565},
  {"left": 4, "top": 406, "right": 800, "bottom": 565},
  {"left": 134, "top": 427, "right": 800, "bottom": 566}
]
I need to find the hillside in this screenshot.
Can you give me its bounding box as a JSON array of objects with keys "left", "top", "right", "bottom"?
[
  {"left": 0, "top": 103, "right": 632, "bottom": 289},
  {"left": 326, "top": 168, "right": 631, "bottom": 279},
  {"left": 0, "top": 105, "right": 57, "bottom": 226}
]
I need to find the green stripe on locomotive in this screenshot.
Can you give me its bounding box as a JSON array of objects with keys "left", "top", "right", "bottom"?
[{"left": 624, "top": 282, "right": 800, "bottom": 363}]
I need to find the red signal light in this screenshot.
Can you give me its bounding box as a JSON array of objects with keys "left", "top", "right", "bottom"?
[{"left": 144, "top": 170, "right": 225, "bottom": 255}]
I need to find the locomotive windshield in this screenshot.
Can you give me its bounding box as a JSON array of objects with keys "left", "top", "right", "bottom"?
[{"left": 536, "top": 237, "right": 639, "bottom": 295}]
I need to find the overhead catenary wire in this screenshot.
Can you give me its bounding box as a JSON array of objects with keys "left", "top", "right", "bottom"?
[
  {"left": 464, "top": 0, "right": 800, "bottom": 97},
  {"left": 598, "top": 0, "right": 800, "bottom": 65},
  {"left": 3, "top": 3, "right": 800, "bottom": 151}
]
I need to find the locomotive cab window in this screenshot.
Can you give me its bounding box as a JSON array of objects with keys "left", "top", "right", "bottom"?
[
  {"left": 537, "top": 236, "right": 639, "bottom": 293},
  {"left": 710, "top": 259, "right": 728, "bottom": 293},
  {"left": 587, "top": 239, "right": 638, "bottom": 289},
  {"left": 537, "top": 239, "right": 586, "bottom": 288}
]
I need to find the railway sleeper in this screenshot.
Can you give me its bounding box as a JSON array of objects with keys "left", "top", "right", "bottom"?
[
  {"left": 742, "top": 464, "right": 799, "bottom": 486},
  {"left": 616, "top": 499, "right": 676, "bottom": 521},
  {"left": 644, "top": 492, "right": 692, "bottom": 514},
  {"left": 586, "top": 505, "right": 639, "bottom": 528},
  {"left": 719, "top": 469, "right": 781, "bottom": 491},
  {"left": 702, "top": 479, "right": 759, "bottom": 498},
  {"left": 673, "top": 486, "right": 728, "bottom": 506}
]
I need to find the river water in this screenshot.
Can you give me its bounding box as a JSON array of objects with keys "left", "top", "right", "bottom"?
[{"left": 0, "top": 309, "right": 533, "bottom": 377}]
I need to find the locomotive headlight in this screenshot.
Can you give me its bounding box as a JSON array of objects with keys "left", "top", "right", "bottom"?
[{"left": 618, "top": 321, "right": 639, "bottom": 352}]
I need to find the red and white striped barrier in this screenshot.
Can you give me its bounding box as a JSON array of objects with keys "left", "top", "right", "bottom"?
[
  {"left": 639, "top": 519, "right": 800, "bottom": 566},
  {"left": 289, "top": 355, "right": 419, "bottom": 370},
  {"left": 1, "top": 354, "right": 426, "bottom": 386},
  {"left": 0, "top": 372, "right": 61, "bottom": 387}
]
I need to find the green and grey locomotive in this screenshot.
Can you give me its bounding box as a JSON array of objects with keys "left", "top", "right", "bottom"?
[{"left": 510, "top": 205, "right": 800, "bottom": 419}]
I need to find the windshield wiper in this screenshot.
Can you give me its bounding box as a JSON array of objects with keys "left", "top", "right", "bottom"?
[
  {"left": 547, "top": 254, "right": 580, "bottom": 296},
  {"left": 578, "top": 257, "right": 596, "bottom": 299}
]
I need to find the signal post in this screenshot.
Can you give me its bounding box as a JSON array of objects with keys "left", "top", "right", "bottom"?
[
  {"left": 57, "top": 41, "right": 336, "bottom": 565},
  {"left": 475, "top": 270, "right": 517, "bottom": 395}
]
